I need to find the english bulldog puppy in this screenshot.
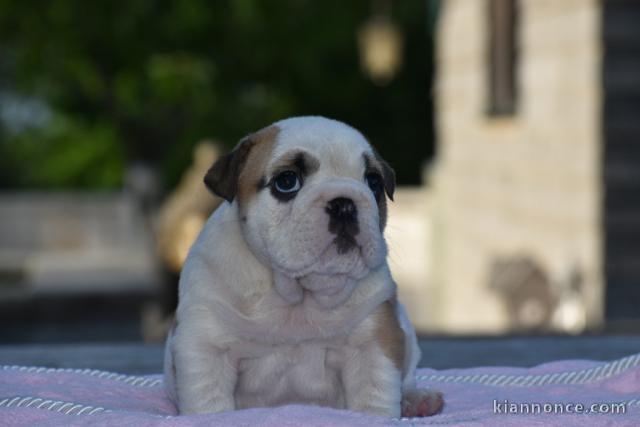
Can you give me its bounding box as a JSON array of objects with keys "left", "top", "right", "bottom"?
[{"left": 164, "top": 116, "right": 443, "bottom": 418}]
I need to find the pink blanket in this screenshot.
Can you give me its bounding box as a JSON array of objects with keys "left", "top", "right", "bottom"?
[{"left": 1, "top": 353, "right": 639, "bottom": 426}]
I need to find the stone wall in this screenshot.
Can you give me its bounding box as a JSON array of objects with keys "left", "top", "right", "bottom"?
[
  {"left": 0, "top": 193, "right": 158, "bottom": 297},
  {"left": 429, "top": 0, "right": 604, "bottom": 333}
]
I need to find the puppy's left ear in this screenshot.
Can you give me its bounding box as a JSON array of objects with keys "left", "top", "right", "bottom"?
[
  {"left": 204, "top": 136, "right": 254, "bottom": 202},
  {"left": 375, "top": 152, "right": 396, "bottom": 201}
]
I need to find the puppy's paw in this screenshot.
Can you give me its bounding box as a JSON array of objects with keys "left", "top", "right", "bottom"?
[{"left": 401, "top": 389, "right": 444, "bottom": 417}]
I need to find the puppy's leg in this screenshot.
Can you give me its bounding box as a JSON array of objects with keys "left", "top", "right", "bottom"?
[
  {"left": 342, "top": 343, "right": 403, "bottom": 417},
  {"left": 172, "top": 321, "right": 237, "bottom": 414},
  {"left": 394, "top": 301, "right": 444, "bottom": 417},
  {"left": 342, "top": 299, "right": 444, "bottom": 418}
]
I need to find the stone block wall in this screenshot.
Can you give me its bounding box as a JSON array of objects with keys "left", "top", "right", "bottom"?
[{"left": 429, "top": 0, "right": 604, "bottom": 333}]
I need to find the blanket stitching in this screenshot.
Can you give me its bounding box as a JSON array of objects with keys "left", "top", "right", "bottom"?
[
  {"left": 1, "top": 394, "right": 638, "bottom": 420},
  {"left": 416, "top": 353, "right": 640, "bottom": 387},
  {"left": 0, "top": 351, "right": 638, "bottom": 420},
  {"left": 2, "top": 353, "right": 639, "bottom": 391},
  {"left": 0, "top": 365, "right": 163, "bottom": 388},
  {"left": 0, "top": 396, "right": 109, "bottom": 415},
  {"left": 0, "top": 395, "right": 178, "bottom": 419}
]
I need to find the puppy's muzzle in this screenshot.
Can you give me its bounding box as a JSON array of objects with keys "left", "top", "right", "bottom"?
[{"left": 325, "top": 197, "right": 359, "bottom": 254}]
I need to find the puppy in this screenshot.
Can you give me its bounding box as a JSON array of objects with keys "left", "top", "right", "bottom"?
[{"left": 164, "top": 116, "right": 443, "bottom": 418}]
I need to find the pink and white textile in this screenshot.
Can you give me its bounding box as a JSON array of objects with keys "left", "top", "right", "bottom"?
[{"left": 1, "top": 352, "right": 639, "bottom": 426}]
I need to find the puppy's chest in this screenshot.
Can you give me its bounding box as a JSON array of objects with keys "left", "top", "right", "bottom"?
[{"left": 234, "top": 342, "right": 347, "bottom": 409}]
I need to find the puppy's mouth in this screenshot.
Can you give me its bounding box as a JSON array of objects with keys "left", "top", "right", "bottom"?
[
  {"left": 268, "top": 230, "right": 383, "bottom": 308},
  {"left": 333, "top": 231, "right": 358, "bottom": 254},
  {"left": 271, "top": 239, "right": 363, "bottom": 279}
]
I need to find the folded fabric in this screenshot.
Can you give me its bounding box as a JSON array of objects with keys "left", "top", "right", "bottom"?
[{"left": 1, "top": 352, "right": 639, "bottom": 426}]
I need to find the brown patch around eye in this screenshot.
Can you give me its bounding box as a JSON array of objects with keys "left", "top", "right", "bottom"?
[
  {"left": 265, "top": 151, "right": 320, "bottom": 203},
  {"left": 271, "top": 151, "right": 320, "bottom": 178}
]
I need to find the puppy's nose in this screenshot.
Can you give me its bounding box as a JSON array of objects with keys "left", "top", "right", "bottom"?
[{"left": 325, "top": 197, "right": 357, "bottom": 223}]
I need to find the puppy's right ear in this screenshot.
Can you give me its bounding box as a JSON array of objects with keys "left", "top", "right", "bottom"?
[{"left": 204, "top": 136, "right": 254, "bottom": 202}]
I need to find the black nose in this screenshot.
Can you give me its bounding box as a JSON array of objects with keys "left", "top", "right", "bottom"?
[{"left": 326, "top": 197, "right": 357, "bottom": 222}]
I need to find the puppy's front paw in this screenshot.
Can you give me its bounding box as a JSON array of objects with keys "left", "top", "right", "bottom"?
[{"left": 401, "top": 389, "right": 444, "bottom": 417}]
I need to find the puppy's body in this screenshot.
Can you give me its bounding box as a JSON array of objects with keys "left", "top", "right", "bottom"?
[{"left": 164, "top": 117, "right": 442, "bottom": 417}]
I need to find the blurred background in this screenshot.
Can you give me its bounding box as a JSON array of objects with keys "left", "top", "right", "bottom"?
[{"left": 0, "top": 0, "right": 638, "bottom": 346}]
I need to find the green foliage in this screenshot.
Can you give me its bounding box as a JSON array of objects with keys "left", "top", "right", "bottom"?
[
  {"left": 0, "top": 115, "right": 124, "bottom": 188},
  {"left": 0, "top": 0, "right": 436, "bottom": 190}
]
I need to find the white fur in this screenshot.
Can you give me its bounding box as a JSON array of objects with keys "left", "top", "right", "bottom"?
[{"left": 164, "top": 116, "right": 422, "bottom": 416}]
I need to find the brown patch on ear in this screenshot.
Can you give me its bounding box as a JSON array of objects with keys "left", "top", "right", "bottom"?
[
  {"left": 377, "top": 156, "right": 395, "bottom": 231},
  {"left": 365, "top": 148, "right": 396, "bottom": 231},
  {"left": 362, "top": 137, "right": 396, "bottom": 200},
  {"left": 204, "top": 125, "right": 279, "bottom": 202},
  {"left": 236, "top": 126, "right": 279, "bottom": 205},
  {"left": 374, "top": 297, "right": 406, "bottom": 375},
  {"left": 377, "top": 193, "right": 388, "bottom": 232},
  {"left": 373, "top": 150, "right": 396, "bottom": 201},
  {"left": 204, "top": 137, "right": 253, "bottom": 202}
]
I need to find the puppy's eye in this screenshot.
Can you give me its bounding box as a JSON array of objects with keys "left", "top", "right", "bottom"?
[
  {"left": 365, "top": 172, "right": 383, "bottom": 197},
  {"left": 273, "top": 171, "right": 301, "bottom": 194}
]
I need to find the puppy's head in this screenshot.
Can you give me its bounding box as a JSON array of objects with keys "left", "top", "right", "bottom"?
[{"left": 205, "top": 116, "right": 395, "bottom": 299}]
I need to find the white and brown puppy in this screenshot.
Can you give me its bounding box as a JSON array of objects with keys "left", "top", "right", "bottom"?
[{"left": 164, "top": 116, "right": 443, "bottom": 418}]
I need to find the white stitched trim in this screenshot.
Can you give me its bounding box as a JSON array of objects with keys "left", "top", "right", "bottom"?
[
  {"left": 416, "top": 352, "right": 640, "bottom": 388},
  {"left": 0, "top": 365, "right": 162, "bottom": 388},
  {"left": 0, "top": 396, "right": 109, "bottom": 415}
]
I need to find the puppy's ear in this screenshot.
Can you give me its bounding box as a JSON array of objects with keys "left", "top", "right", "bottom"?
[
  {"left": 204, "top": 136, "right": 254, "bottom": 202},
  {"left": 374, "top": 151, "right": 396, "bottom": 201}
]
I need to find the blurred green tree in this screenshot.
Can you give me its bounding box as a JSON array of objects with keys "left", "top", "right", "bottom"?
[{"left": 0, "top": 0, "right": 437, "bottom": 190}]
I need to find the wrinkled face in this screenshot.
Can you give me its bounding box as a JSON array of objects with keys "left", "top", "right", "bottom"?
[{"left": 205, "top": 117, "right": 395, "bottom": 300}]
